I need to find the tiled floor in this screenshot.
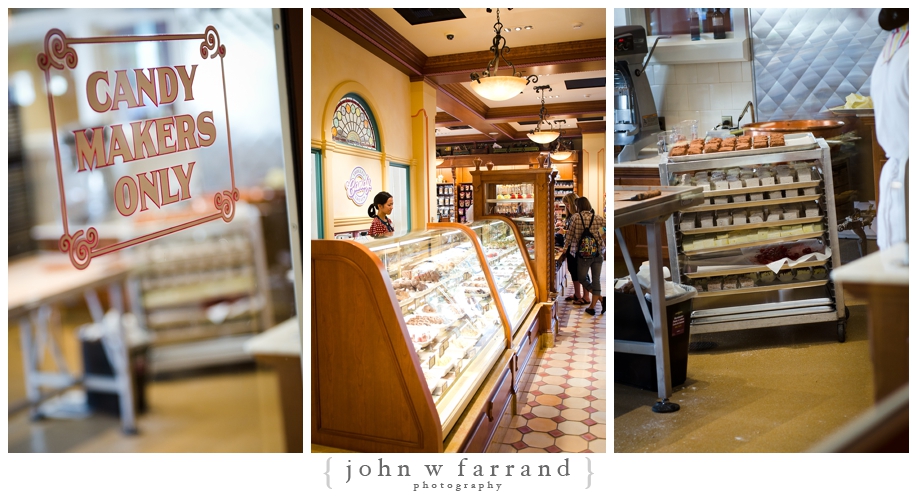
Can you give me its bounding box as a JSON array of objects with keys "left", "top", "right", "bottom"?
[{"left": 497, "top": 264, "right": 607, "bottom": 453}]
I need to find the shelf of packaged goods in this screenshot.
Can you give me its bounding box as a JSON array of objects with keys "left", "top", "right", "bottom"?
[
  {"left": 693, "top": 279, "right": 829, "bottom": 298},
  {"left": 142, "top": 274, "right": 256, "bottom": 310},
  {"left": 486, "top": 199, "right": 535, "bottom": 203},
  {"left": 700, "top": 179, "right": 822, "bottom": 198},
  {"left": 682, "top": 194, "right": 821, "bottom": 213},
  {"left": 152, "top": 318, "right": 257, "bottom": 345},
  {"left": 681, "top": 229, "right": 825, "bottom": 256},
  {"left": 684, "top": 259, "right": 829, "bottom": 279},
  {"left": 681, "top": 216, "right": 824, "bottom": 235}
]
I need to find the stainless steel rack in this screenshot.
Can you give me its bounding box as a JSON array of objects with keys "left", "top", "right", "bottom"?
[{"left": 658, "top": 138, "right": 848, "bottom": 341}]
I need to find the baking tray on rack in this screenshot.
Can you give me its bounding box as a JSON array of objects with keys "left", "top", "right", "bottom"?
[
  {"left": 682, "top": 194, "right": 822, "bottom": 213},
  {"left": 683, "top": 259, "right": 829, "bottom": 279},
  {"left": 702, "top": 179, "right": 821, "bottom": 198},
  {"left": 668, "top": 133, "right": 818, "bottom": 163},
  {"left": 693, "top": 279, "right": 828, "bottom": 298},
  {"left": 682, "top": 216, "right": 825, "bottom": 236},
  {"left": 682, "top": 229, "right": 826, "bottom": 256}
]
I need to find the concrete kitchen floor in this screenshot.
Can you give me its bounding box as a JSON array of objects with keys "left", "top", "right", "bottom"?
[{"left": 614, "top": 298, "right": 874, "bottom": 452}]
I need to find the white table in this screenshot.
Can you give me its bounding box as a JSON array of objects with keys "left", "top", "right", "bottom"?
[
  {"left": 244, "top": 318, "right": 302, "bottom": 452},
  {"left": 9, "top": 252, "right": 139, "bottom": 433},
  {"left": 831, "top": 242, "right": 909, "bottom": 402}
]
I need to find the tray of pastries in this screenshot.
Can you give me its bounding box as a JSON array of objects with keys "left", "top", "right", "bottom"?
[{"left": 668, "top": 133, "right": 816, "bottom": 162}]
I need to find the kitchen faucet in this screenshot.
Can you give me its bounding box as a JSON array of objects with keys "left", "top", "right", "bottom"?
[{"left": 738, "top": 100, "right": 755, "bottom": 126}]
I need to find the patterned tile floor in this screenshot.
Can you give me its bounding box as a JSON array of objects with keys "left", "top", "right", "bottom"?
[{"left": 497, "top": 264, "right": 607, "bottom": 453}]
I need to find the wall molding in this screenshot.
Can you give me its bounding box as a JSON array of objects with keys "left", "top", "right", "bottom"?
[{"left": 335, "top": 216, "right": 372, "bottom": 228}]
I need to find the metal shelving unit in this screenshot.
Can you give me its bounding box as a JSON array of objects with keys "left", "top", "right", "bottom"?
[{"left": 659, "top": 137, "right": 848, "bottom": 341}]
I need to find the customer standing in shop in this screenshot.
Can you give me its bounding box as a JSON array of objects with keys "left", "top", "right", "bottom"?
[
  {"left": 562, "top": 196, "right": 606, "bottom": 315},
  {"left": 559, "top": 192, "right": 590, "bottom": 304},
  {"left": 367, "top": 191, "right": 395, "bottom": 238},
  {"left": 872, "top": 8, "right": 909, "bottom": 250}
]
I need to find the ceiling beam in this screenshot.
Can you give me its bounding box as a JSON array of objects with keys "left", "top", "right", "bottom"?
[
  {"left": 435, "top": 112, "right": 460, "bottom": 125},
  {"left": 439, "top": 83, "right": 490, "bottom": 117},
  {"left": 435, "top": 86, "right": 510, "bottom": 140},
  {"left": 312, "top": 8, "right": 428, "bottom": 77},
  {"left": 485, "top": 101, "right": 607, "bottom": 123},
  {"left": 577, "top": 121, "right": 607, "bottom": 134},
  {"left": 423, "top": 39, "right": 606, "bottom": 84}
]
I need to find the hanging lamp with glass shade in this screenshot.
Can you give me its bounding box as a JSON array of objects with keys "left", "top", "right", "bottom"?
[
  {"left": 550, "top": 135, "right": 573, "bottom": 160},
  {"left": 470, "top": 8, "right": 537, "bottom": 101},
  {"left": 527, "top": 85, "right": 559, "bottom": 144},
  {"left": 549, "top": 122, "right": 573, "bottom": 160}
]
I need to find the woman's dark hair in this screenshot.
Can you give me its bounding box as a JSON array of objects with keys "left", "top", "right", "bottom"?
[
  {"left": 574, "top": 196, "right": 593, "bottom": 214},
  {"left": 879, "top": 9, "right": 908, "bottom": 31},
  {"left": 367, "top": 191, "right": 393, "bottom": 218}
]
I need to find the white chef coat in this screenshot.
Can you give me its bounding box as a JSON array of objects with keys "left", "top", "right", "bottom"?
[{"left": 870, "top": 25, "right": 909, "bottom": 250}]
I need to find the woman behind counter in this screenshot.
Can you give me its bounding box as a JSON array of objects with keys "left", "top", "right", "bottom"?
[{"left": 367, "top": 191, "right": 395, "bottom": 238}]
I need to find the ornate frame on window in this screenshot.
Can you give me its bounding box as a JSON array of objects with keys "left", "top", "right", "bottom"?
[{"left": 330, "top": 93, "right": 380, "bottom": 152}]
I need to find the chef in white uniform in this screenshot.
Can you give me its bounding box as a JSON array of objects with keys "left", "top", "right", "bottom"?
[{"left": 871, "top": 9, "right": 909, "bottom": 250}]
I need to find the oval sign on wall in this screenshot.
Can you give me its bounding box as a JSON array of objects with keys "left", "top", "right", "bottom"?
[{"left": 344, "top": 166, "right": 372, "bottom": 206}]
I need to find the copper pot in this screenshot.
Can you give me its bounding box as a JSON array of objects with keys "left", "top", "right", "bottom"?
[{"left": 741, "top": 119, "right": 851, "bottom": 140}]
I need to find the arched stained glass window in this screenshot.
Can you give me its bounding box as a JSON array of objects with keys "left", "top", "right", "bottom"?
[{"left": 331, "top": 94, "right": 379, "bottom": 151}]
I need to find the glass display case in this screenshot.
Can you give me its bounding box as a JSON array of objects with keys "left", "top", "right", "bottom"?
[
  {"left": 467, "top": 219, "right": 537, "bottom": 333},
  {"left": 360, "top": 228, "right": 508, "bottom": 433}
]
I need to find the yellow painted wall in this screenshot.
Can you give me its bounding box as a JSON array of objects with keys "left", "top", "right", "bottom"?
[
  {"left": 311, "top": 17, "right": 416, "bottom": 236},
  {"left": 582, "top": 132, "right": 607, "bottom": 214}
]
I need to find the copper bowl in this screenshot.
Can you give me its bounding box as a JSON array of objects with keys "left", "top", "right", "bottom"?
[{"left": 742, "top": 119, "right": 851, "bottom": 140}]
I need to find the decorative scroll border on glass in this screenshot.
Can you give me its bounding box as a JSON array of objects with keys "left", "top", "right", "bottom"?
[{"left": 38, "top": 26, "right": 238, "bottom": 270}]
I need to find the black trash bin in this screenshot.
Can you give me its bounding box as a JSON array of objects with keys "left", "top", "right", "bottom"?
[
  {"left": 614, "top": 282, "right": 695, "bottom": 391},
  {"left": 81, "top": 339, "right": 149, "bottom": 416}
]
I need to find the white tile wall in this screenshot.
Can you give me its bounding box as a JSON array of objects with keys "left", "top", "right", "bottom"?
[{"left": 646, "top": 61, "right": 756, "bottom": 134}]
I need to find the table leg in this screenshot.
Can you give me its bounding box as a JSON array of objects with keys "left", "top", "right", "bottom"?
[
  {"left": 100, "top": 330, "right": 138, "bottom": 434},
  {"left": 614, "top": 228, "right": 654, "bottom": 331},
  {"left": 647, "top": 220, "right": 678, "bottom": 413},
  {"left": 84, "top": 288, "right": 106, "bottom": 323},
  {"left": 107, "top": 282, "right": 124, "bottom": 314},
  {"left": 18, "top": 314, "right": 42, "bottom": 420},
  {"left": 40, "top": 305, "right": 70, "bottom": 376}
]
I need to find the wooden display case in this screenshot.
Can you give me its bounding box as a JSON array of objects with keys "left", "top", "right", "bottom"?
[
  {"left": 311, "top": 220, "right": 545, "bottom": 452},
  {"left": 470, "top": 168, "right": 560, "bottom": 341}
]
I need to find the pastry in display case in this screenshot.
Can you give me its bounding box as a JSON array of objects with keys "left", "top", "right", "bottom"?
[
  {"left": 467, "top": 219, "right": 537, "bottom": 334},
  {"left": 364, "top": 229, "right": 507, "bottom": 427},
  {"left": 311, "top": 223, "right": 542, "bottom": 452}
]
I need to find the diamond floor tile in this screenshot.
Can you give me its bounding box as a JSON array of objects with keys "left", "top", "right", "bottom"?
[{"left": 495, "top": 271, "right": 606, "bottom": 453}]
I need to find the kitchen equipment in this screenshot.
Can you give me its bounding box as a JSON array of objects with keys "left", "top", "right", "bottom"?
[
  {"left": 615, "top": 25, "right": 665, "bottom": 163},
  {"left": 658, "top": 138, "right": 849, "bottom": 342},
  {"left": 742, "top": 119, "right": 851, "bottom": 140}
]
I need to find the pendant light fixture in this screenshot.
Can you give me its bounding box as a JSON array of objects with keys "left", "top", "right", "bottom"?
[
  {"left": 470, "top": 8, "right": 537, "bottom": 101},
  {"left": 527, "top": 85, "right": 559, "bottom": 144},
  {"left": 550, "top": 125, "right": 573, "bottom": 160}
]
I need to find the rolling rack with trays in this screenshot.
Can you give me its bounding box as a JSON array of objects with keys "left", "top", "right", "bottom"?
[{"left": 658, "top": 134, "right": 849, "bottom": 342}]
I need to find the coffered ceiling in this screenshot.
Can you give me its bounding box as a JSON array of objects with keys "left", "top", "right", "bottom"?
[{"left": 312, "top": 8, "right": 607, "bottom": 145}]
